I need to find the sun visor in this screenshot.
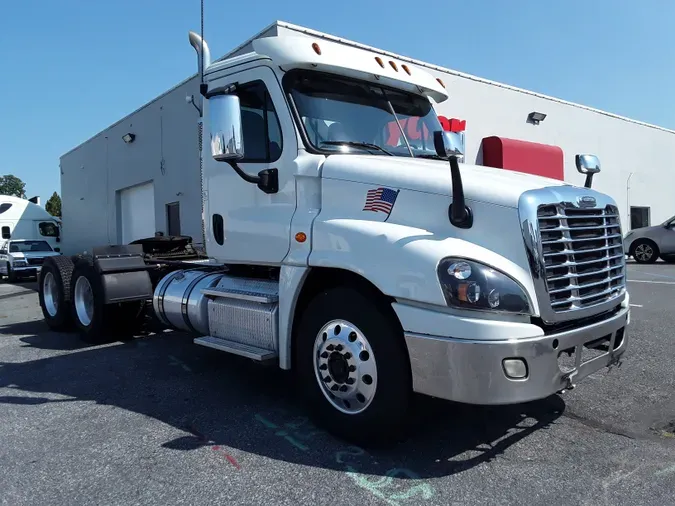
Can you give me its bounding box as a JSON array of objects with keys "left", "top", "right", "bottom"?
[{"left": 252, "top": 36, "right": 449, "bottom": 103}]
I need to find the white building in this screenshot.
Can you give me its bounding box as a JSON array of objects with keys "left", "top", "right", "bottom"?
[{"left": 59, "top": 21, "right": 674, "bottom": 255}]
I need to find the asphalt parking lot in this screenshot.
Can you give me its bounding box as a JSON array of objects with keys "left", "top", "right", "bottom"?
[{"left": 1, "top": 262, "right": 674, "bottom": 506}]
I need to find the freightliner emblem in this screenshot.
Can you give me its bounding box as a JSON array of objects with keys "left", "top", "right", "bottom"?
[{"left": 577, "top": 195, "right": 596, "bottom": 208}]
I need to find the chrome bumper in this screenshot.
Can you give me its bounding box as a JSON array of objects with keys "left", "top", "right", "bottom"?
[{"left": 404, "top": 306, "right": 629, "bottom": 405}]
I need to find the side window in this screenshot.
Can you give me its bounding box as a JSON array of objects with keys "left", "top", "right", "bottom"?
[
  {"left": 0, "top": 203, "right": 12, "bottom": 214},
  {"left": 1, "top": 226, "right": 10, "bottom": 239},
  {"left": 236, "top": 80, "right": 283, "bottom": 163},
  {"left": 39, "top": 222, "right": 59, "bottom": 237}
]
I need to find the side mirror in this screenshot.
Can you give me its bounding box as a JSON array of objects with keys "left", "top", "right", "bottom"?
[
  {"left": 575, "top": 154, "right": 601, "bottom": 189},
  {"left": 206, "top": 91, "right": 279, "bottom": 194},
  {"left": 433, "top": 130, "right": 465, "bottom": 159},
  {"left": 54, "top": 247, "right": 61, "bottom": 252},
  {"left": 575, "top": 154, "right": 601, "bottom": 174},
  {"left": 209, "top": 94, "right": 245, "bottom": 162}
]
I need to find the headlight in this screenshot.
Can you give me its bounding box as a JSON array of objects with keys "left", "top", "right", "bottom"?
[
  {"left": 14, "top": 260, "right": 27, "bottom": 267},
  {"left": 437, "top": 258, "right": 531, "bottom": 314}
]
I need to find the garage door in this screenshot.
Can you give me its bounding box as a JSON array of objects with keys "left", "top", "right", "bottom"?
[{"left": 119, "top": 182, "right": 156, "bottom": 244}]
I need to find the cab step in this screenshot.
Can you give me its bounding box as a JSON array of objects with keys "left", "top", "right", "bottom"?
[
  {"left": 194, "top": 336, "right": 278, "bottom": 361},
  {"left": 200, "top": 275, "right": 280, "bottom": 354},
  {"left": 201, "top": 276, "right": 278, "bottom": 303}
]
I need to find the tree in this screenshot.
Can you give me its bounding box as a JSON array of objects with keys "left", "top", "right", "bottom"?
[
  {"left": 45, "top": 191, "right": 62, "bottom": 218},
  {"left": 0, "top": 174, "right": 26, "bottom": 198}
]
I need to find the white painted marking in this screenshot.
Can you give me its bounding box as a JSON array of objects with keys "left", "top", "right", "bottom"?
[
  {"left": 628, "top": 279, "right": 675, "bottom": 285},
  {"left": 629, "top": 304, "right": 643, "bottom": 308}
]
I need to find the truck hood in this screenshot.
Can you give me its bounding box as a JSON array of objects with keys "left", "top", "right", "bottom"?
[{"left": 321, "top": 154, "right": 570, "bottom": 208}]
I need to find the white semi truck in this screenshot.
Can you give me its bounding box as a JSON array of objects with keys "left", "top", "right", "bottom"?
[{"left": 37, "top": 30, "right": 630, "bottom": 445}]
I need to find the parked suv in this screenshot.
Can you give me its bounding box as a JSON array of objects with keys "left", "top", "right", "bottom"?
[
  {"left": 624, "top": 214, "right": 675, "bottom": 263},
  {"left": 0, "top": 239, "right": 61, "bottom": 282}
]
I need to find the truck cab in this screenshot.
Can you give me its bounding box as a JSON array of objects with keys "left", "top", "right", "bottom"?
[
  {"left": 38, "top": 31, "right": 630, "bottom": 445},
  {"left": 0, "top": 195, "right": 62, "bottom": 251}
]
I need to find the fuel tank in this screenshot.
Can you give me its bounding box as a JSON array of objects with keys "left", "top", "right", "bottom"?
[{"left": 152, "top": 269, "right": 226, "bottom": 335}]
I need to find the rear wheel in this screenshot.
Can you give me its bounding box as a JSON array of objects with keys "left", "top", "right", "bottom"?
[
  {"left": 70, "top": 257, "right": 146, "bottom": 343},
  {"left": 38, "top": 256, "right": 75, "bottom": 331},
  {"left": 294, "top": 286, "right": 412, "bottom": 446},
  {"left": 632, "top": 239, "right": 659, "bottom": 264}
]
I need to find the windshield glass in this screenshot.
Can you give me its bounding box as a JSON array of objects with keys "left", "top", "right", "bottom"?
[
  {"left": 10, "top": 240, "right": 52, "bottom": 253},
  {"left": 287, "top": 70, "right": 443, "bottom": 158}
]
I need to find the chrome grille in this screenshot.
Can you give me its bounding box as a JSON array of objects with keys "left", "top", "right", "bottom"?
[{"left": 537, "top": 204, "right": 625, "bottom": 313}]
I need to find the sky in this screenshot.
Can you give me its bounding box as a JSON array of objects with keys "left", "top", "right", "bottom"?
[{"left": 0, "top": 0, "right": 673, "bottom": 201}]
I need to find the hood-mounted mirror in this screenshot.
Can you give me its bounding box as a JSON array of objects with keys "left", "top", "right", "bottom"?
[
  {"left": 575, "top": 154, "right": 601, "bottom": 189},
  {"left": 434, "top": 131, "right": 472, "bottom": 229}
]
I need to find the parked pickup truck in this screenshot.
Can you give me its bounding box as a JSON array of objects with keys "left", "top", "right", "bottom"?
[{"left": 0, "top": 239, "right": 61, "bottom": 282}]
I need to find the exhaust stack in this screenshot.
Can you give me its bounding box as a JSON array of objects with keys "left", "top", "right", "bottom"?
[{"left": 189, "top": 31, "right": 211, "bottom": 78}]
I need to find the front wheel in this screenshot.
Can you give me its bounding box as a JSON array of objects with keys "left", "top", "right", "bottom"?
[
  {"left": 632, "top": 239, "right": 659, "bottom": 264},
  {"left": 294, "top": 286, "right": 412, "bottom": 446},
  {"left": 7, "top": 263, "right": 17, "bottom": 283}
]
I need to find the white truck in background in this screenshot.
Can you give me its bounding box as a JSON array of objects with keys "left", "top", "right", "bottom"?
[
  {"left": 37, "top": 29, "right": 630, "bottom": 445},
  {"left": 0, "top": 195, "right": 62, "bottom": 250}
]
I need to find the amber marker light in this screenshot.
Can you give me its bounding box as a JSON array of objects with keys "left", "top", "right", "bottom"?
[
  {"left": 295, "top": 232, "right": 307, "bottom": 243},
  {"left": 312, "top": 43, "right": 321, "bottom": 55}
]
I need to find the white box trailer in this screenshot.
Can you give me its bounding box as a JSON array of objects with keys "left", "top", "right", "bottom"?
[{"left": 46, "top": 21, "right": 632, "bottom": 446}]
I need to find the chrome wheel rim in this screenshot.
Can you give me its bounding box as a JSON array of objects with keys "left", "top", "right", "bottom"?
[
  {"left": 635, "top": 244, "right": 653, "bottom": 261},
  {"left": 313, "top": 319, "right": 378, "bottom": 415},
  {"left": 74, "top": 276, "right": 94, "bottom": 326},
  {"left": 42, "top": 272, "right": 59, "bottom": 317}
]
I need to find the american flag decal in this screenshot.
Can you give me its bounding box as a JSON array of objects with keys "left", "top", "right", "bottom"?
[{"left": 363, "top": 187, "right": 399, "bottom": 217}]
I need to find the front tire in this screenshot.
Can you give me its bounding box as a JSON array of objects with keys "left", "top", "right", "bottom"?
[
  {"left": 632, "top": 239, "right": 659, "bottom": 264},
  {"left": 7, "top": 263, "right": 17, "bottom": 283},
  {"left": 294, "top": 286, "right": 412, "bottom": 446}
]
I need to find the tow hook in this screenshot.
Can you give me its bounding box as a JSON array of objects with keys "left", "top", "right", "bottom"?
[{"left": 561, "top": 371, "right": 577, "bottom": 392}]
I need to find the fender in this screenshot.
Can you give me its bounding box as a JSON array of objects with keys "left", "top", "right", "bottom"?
[{"left": 308, "top": 216, "right": 538, "bottom": 311}]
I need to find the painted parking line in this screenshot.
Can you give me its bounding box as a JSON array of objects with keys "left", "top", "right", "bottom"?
[
  {"left": 629, "top": 304, "right": 643, "bottom": 308},
  {"left": 627, "top": 279, "right": 675, "bottom": 286}
]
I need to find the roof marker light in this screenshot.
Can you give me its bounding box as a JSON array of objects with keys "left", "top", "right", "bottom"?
[
  {"left": 389, "top": 61, "right": 398, "bottom": 72},
  {"left": 375, "top": 56, "right": 385, "bottom": 68},
  {"left": 312, "top": 42, "right": 321, "bottom": 55},
  {"left": 401, "top": 64, "right": 411, "bottom": 75},
  {"left": 436, "top": 77, "right": 446, "bottom": 88}
]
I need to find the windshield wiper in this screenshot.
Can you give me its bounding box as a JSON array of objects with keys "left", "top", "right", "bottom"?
[
  {"left": 320, "top": 141, "right": 394, "bottom": 156},
  {"left": 417, "top": 153, "right": 447, "bottom": 160}
]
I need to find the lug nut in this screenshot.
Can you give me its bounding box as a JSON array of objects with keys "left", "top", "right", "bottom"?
[
  {"left": 344, "top": 352, "right": 352, "bottom": 359},
  {"left": 331, "top": 384, "right": 339, "bottom": 391},
  {"left": 319, "top": 364, "right": 327, "bottom": 370},
  {"left": 321, "top": 351, "right": 329, "bottom": 359},
  {"left": 323, "top": 376, "right": 332, "bottom": 383},
  {"left": 336, "top": 344, "right": 343, "bottom": 351},
  {"left": 340, "top": 385, "right": 348, "bottom": 392},
  {"left": 327, "top": 344, "right": 335, "bottom": 351},
  {"left": 349, "top": 365, "right": 356, "bottom": 372},
  {"left": 346, "top": 378, "right": 355, "bottom": 385}
]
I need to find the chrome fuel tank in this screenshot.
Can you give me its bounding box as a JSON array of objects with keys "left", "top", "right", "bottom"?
[{"left": 153, "top": 269, "right": 226, "bottom": 335}]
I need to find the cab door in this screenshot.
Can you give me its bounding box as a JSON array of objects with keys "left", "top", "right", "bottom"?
[{"left": 203, "top": 65, "right": 298, "bottom": 265}]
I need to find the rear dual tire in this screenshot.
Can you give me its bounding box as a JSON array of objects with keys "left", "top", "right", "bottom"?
[
  {"left": 70, "top": 257, "right": 145, "bottom": 343},
  {"left": 38, "top": 256, "right": 75, "bottom": 331}
]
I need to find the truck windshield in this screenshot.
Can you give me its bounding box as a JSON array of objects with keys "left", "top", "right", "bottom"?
[
  {"left": 9, "top": 240, "right": 52, "bottom": 253},
  {"left": 287, "top": 70, "right": 443, "bottom": 158}
]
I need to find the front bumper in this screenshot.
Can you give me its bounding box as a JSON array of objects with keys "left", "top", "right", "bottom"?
[
  {"left": 401, "top": 305, "right": 629, "bottom": 405},
  {"left": 12, "top": 265, "right": 40, "bottom": 277}
]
